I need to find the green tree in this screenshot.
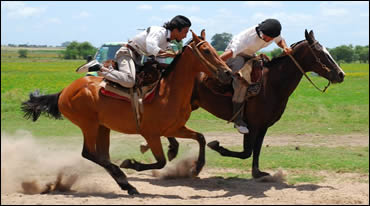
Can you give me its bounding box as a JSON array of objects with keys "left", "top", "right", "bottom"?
[
  {"left": 64, "top": 41, "right": 79, "bottom": 59},
  {"left": 329, "top": 45, "right": 355, "bottom": 63},
  {"left": 18, "top": 49, "right": 28, "bottom": 58},
  {"left": 78, "top": 41, "right": 97, "bottom": 60},
  {"left": 354, "top": 45, "right": 369, "bottom": 63},
  {"left": 64, "top": 41, "right": 96, "bottom": 60},
  {"left": 61, "top": 41, "right": 71, "bottom": 47},
  {"left": 270, "top": 48, "right": 283, "bottom": 58},
  {"left": 211, "top": 33, "right": 233, "bottom": 51}
]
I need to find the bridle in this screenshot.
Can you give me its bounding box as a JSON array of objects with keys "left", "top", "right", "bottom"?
[
  {"left": 186, "top": 40, "right": 220, "bottom": 77},
  {"left": 288, "top": 40, "right": 331, "bottom": 93}
]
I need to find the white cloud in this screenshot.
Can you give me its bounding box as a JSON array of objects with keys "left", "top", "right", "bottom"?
[
  {"left": 47, "top": 18, "right": 62, "bottom": 24},
  {"left": 160, "top": 4, "right": 200, "bottom": 12},
  {"left": 319, "top": 2, "right": 349, "bottom": 17},
  {"left": 243, "top": 1, "right": 283, "bottom": 8},
  {"left": 189, "top": 15, "right": 209, "bottom": 25},
  {"left": 75, "top": 11, "right": 90, "bottom": 18},
  {"left": 216, "top": 8, "right": 232, "bottom": 17},
  {"left": 3, "top": 1, "right": 46, "bottom": 18},
  {"left": 161, "top": 4, "right": 181, "bottom": 10},
  {"left": 360, "top": 12, "right": 369, "bottom": 18},
  {"left": 252, "top": 12, "right": 313, "bottom": 26},
  {"left": 137, "top": 4, "right": 152, "bottom": 10}
]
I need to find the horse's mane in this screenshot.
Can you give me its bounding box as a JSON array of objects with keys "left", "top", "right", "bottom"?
[
  {"left": 264, "top": 40, "right": 306, "bottom": 67},
  {"left": 162, "top": 36, "right": 205, "bottom": 77}
]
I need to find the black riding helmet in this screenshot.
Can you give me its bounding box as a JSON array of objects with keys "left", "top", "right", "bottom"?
[{"left": 258, "top": 18, "right": 281, "bottom": 38}]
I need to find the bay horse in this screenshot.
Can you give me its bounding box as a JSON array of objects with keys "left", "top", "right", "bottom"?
[
  {"left": 21, "top": 30, "right": 232, "bottom": 195},
  {"left": 156, "top": 30, "right": 345, "bottom": 178}
]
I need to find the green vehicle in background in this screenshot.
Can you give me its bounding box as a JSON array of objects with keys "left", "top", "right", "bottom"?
[
  {"left": 86, "top": 42, "right": 126, "bottom": 76},
  {"left": 87, "top": 40, "right": 182, "bottom": 76}
]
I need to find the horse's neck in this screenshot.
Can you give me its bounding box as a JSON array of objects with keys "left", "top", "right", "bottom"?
[
  {"left": 265, "top": 47, "right": 308, "bottom": 100},
  {"left": 160, "top": 52, "right": 198, "bottom": 105},
  {"left": 195, "top": 77, "right": 234, "bottom": 120}
]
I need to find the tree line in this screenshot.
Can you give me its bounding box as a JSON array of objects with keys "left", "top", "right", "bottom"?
[
  {"left": 12, "top": 33, "right": 368, "bottom": 63},
  {"left": 210, "top": 32, "right": 369, "bottom": 63}
]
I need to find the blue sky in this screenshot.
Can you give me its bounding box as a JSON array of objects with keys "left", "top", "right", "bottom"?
[{"left": 1, "top": 1, "right": 369, "bottom": 51}]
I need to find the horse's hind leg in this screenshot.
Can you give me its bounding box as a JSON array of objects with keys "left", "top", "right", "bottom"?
[
  {"left": 139, "top": 137, "right": 179, "bottom": 162},
  {"left": 81, "top": 125, "right": 139, "bottom": 195},
  {"left": 120, "top": 136, "right": 166, "bottom": 171},
  {"left": 207, "top": 130, "right": 255, "bottom": 159},
  {"left": 167, "top": 137, "right": 179, "bottom": 161}
]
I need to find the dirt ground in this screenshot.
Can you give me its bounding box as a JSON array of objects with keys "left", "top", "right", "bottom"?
[{"left": 1, "top": 131, "right": 369, "bottom": 205}]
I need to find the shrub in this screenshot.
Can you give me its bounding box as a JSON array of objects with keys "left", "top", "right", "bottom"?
[{"left": 18, "top": 49, "right": 28, "bottom": 58}]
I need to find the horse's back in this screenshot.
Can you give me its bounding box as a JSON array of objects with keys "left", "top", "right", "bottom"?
[{"left": 58, "top": 76, "right": 104, "bottom": 119}]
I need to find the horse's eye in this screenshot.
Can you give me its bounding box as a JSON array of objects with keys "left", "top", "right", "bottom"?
[{"left": 204, "top": 49, "right": 211, "bottom": 54}]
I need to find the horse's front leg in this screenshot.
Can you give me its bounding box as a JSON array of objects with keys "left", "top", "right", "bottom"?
[
  {"left": 169, "top": 126, "right": 206, "bottom": 176},
  {"left": 251, "top": 128, "right": 270, "bottom": 178},
  {"left": 121, "top": 136, "right": 166, "bottom": 171}
]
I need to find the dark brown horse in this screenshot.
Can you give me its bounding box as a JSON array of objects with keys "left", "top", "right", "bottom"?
[
  {"left": 158, "top": 30, "right": 345, "bottom": 178},
  {"left": 21, "top": 30, "right": 232, "bottom": 195}
]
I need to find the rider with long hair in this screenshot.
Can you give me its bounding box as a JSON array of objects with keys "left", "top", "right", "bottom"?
[{"left": 78, "top": 15, "right": 191, "bottom": 88}]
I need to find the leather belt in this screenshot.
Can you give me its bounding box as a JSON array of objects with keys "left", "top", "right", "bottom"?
[{"left": 125, "top": 44, "right": 141, "bottom": 57}]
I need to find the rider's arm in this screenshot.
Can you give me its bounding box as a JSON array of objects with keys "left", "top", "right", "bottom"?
[
  {"left": 220, "top": 50, "right": 233, "bottom": 62},
  {"left": 277, "top": 38, "right": 292, "bottom": 54},
  {"left": 157, "top": 49, "right": 177, "bottom": 58}
]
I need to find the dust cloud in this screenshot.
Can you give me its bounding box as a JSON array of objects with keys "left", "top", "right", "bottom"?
[
  {"left": 1, "top": 130, "right": 107, "bottom": 194},
  {"left": 152, "top": 150, "right": 199, "bottom": 179}
]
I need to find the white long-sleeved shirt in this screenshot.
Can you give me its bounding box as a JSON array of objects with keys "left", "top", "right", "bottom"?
[
  {"left": 129, "top": 26, "right": 171, "bottom": 56},
  {"left": 226, "top": 25, "right": 282, "bottom": 58}
]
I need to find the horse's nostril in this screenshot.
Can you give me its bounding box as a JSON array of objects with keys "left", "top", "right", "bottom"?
[
  {"left": 339, "top": 72, "right": 345, "bottom": 80},
  {"left": 225, "top": 70, "right": 232, "bottom": 77}
]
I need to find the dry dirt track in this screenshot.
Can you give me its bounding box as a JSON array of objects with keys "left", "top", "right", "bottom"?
[{"left": 1, "top": 132, "right": 369, "bottom": 205}]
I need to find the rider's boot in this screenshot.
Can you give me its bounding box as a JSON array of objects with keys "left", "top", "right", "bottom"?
[
  {"left": 233, "top": 102, "right": 249, "bottom": 134},
  {"left": 76, "top": 59, "right": 102, "bottom": 73}
]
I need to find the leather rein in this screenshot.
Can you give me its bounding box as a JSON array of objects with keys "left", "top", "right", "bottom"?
[
  {"left": 186, "top": 41, "right": 220, "bottom": 77},
  {"left": 288, "top": 40, "right": 331, "bottom": 93}
]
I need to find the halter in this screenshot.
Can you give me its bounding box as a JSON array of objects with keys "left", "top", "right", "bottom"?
[
  {"left": 186, "top": 41, "right": 219, "bottom": 76},
  {"left": 288, "top": 40, "right": 331, "bottom": 93}
]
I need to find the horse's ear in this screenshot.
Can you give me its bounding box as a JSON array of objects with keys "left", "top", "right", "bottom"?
[
  {"left": 191, "top": 29, "right": 200, "bottom": 42},
  {"left": 201, "top": 29, "right": 206, "bottom": 39},
  {"left": 305, "top": 29, "right": 314, "bottom": 44},
  {"left": 309, "top": 30, "right": 315, "bottom": 40}
]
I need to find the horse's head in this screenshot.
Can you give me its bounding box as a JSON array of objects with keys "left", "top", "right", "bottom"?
[
  {"left": 186, "top": 29, "right": 232, "bottom": 84},
  {"left": 303, "top": 29, "right": 345, "bottom": 83}
]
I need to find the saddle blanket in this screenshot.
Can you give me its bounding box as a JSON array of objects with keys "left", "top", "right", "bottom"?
[{"left": 99, "top": 80, "right": 157, "bottom": 103}]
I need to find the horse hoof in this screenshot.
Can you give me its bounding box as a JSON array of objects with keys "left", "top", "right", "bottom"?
[
  {"left": 120, "top": 159, "right": 134, "bottom": 168},
  {"left": 140, "top": 143, "right": 150, "bottom": 154},
  {"left": 252, "top": 170, "right": 270, "bottom": 179},
  {"left": 128, "top": 188, "right": 140, "bottom": 195},
  {"left": 167, "top": 150, "right": 177, "bottom": 161},
  {"left": 207, "top": 141, "right": 220, "bottom": 150}
]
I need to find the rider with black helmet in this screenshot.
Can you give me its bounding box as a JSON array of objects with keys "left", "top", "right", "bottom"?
[{"left": 220, "top": 18, "right": 292, "bottom": 134}]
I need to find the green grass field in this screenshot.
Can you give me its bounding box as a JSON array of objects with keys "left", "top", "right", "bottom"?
[
  {"left": 1, "top": 49, "right": 368, "bottom": 183},
  {"left": 1, "top": 55, "right": 368, "bottom": 136}
]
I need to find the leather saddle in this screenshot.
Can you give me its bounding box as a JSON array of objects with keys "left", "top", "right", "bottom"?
[
  {"left": 99, "top": 59, "right": 166, "bottom": 103},
  {"left": 204, "top": 55, "right": 268, "bottom": 98}
]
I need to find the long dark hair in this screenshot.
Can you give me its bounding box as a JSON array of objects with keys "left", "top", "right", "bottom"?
[{"left": 163, "top": 15, "right": 191, "bottom": 31}]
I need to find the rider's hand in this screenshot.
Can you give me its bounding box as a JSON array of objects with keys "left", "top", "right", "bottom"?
[
  {"left": 259, "top": 53, "right": 270, "bottom": 62},
  {"left": 283, "top": 47, "right": 293, "bottom": 55}
]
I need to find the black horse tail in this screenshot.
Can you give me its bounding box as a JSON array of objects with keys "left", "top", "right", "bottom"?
[{"left": 21, "top": 89, "right": 62, "bottom": 122}]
